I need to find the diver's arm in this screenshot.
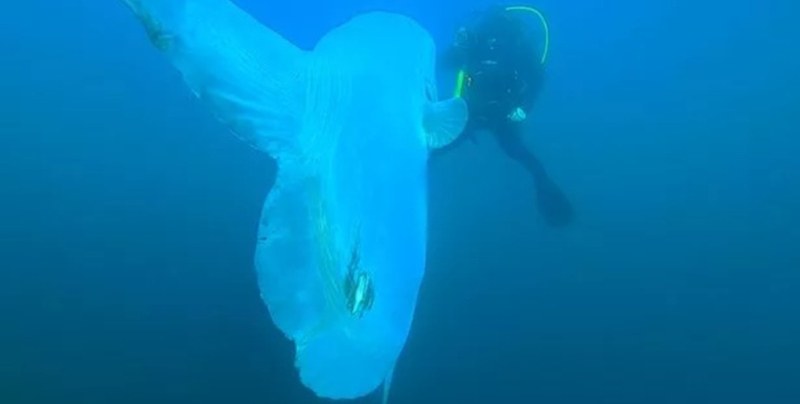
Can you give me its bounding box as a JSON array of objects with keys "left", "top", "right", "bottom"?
[
  {"left": 440, "top": 26, "right": 473, "bottom": 71},
  {"left": 440, "top": 45, "right": 465, "bottom": 71}
]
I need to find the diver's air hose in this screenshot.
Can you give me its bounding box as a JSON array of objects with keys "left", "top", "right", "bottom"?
[
  {"left": 505, "top": 5, "right": 550, "bottom": 65},
  {"left": 453, "top": 5, "right": 550, "bottom": 98}
]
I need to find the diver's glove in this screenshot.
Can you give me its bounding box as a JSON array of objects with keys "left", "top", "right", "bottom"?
[{"left": 508, "top": 107, "right": 527, "bottom": 122}]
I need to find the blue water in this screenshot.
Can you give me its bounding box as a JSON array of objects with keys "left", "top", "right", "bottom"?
[{"left": 1, "top": 0, "right": 798, "bottom": 403}]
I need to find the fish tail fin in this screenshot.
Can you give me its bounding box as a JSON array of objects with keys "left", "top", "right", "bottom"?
[{"left": 121, "top": 0, "right": 309, "bottom": 159}]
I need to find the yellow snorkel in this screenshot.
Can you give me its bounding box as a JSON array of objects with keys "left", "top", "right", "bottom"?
[{"left": 453, "top": 4, "right": 550, "bottom": 98}]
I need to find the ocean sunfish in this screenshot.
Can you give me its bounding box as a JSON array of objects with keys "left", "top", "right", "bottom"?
[{"left": 120, "top": 0, "right": 467, "bottom": 401}]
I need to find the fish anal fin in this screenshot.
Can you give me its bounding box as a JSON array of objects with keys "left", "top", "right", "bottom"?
[{"left": 382, "top": 365, "right": 395, "bottom": 404}]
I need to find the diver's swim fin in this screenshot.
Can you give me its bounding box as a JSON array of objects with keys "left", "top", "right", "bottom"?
[{"left": 533, "top": 174, "right": 574, "bottom": 227}]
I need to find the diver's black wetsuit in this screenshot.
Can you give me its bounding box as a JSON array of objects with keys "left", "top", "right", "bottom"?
[{"left": 441, "top": 6, "right": 574, "bottom": 227}]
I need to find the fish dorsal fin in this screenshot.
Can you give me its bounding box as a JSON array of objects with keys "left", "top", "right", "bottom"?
[
  {"left": 423, "top": 97, "right": 468, "bottom": 150},
  {"left": 122, "top": 0, "right": 307, "bottom": 159}
]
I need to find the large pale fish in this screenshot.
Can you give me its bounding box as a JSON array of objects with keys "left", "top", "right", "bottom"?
[{"left": 120, "top": 0, "right": 467, "bottom": 401}]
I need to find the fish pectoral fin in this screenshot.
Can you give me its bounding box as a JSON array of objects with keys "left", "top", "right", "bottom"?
[{"left": 423, "top": 96, "right": 468, "bottom": 150}]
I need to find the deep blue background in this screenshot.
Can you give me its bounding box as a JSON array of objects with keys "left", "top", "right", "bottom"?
[{"left": 1, "top": 0, "right": 799, "bottom": 403}]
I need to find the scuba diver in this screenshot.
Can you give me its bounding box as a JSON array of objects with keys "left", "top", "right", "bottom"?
[{"left": 439, "top": 4, "right": 574, "bottom": 227}]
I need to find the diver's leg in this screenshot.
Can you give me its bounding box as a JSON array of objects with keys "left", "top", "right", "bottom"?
[
  {"left": 493, "top": 123, "right": 546, "bottom": 179},
  {"left": 493, "top": 124, "right": 574, "bottom": 226}
]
